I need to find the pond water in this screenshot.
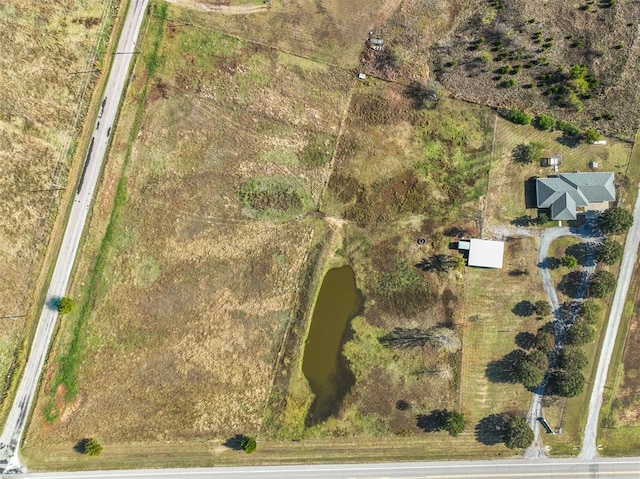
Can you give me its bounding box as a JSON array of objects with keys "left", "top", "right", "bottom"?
[{"left": 302, "top": 265, "right": 361, "bottom": 425}]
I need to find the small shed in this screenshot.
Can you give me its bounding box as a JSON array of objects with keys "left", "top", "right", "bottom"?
[
  {"left": 542, "top": 155, "right": 562, "bottom": 168},
  {"left": 590, "top": 161, "right": 599, "bottom": 169},
  {"left": 358, "top": 73, "right": 367, "bottom": 80},
  {"left": 370, "top": 38, "right": 384, "bottom": 46}
]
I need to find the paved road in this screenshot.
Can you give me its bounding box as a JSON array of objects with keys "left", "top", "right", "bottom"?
[
  {"left": 0, "top": 0, "right": 149, "bottom": 473},
  {"left": 14, "top": 458, "right": 640, "bottom": 479},
  {"left": 580, "top": 191, "right": 640, "bottom": 459}
]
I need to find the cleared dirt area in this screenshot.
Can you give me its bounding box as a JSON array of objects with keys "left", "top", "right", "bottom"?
[
  {"left": 429, "top": 0, "right": 640, "bottom": 138},
  {"left": 0, "top": 0, "right": 113, "bottom": 420}
]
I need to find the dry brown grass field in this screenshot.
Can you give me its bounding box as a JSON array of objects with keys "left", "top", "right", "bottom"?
[
  {"left": 428, "top": 0, "right": 640, "bottom": 138},
  {"left": 0, "top": 0, "right": 115, "bottom": 422},
  {"left": 27, "top": 0, "right": 354, "bottom": 448}
]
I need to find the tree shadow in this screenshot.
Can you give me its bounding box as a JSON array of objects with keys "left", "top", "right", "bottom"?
[
  {"left": 565, "top": 243, "right": 596, "bottom": 267},
  {"left": 73, "top": 438, "right": 90, "bottom": 454},
  {"left": 404, "top": 82, "right": 438, "bottom": 109},
  {"left": 558, "top": 271, "right": 590, "bottom": 298},
  {"left": 512, "top": 144, "right": 530, "bottom": 164},
  {"left": 475, "top": 413, "right": 508, "bottom": 445},
  {"left": 416, "top": 410, "right": 446, "bottom": 432},
  {"left": 485, "top": 350, "right": 525, "bottom": 384},
  {"left": 515, "top": 331, "right": 535, "bottom": 349},
  {"left": 511, "top": 215, "right": 535, "bottom": 227},
  {"left": 556, "top": 134, "right": 580, "bottom": 148},
  {"left": 222, "top": 434, "right": 245, "bottom": 451},
  {"left": 512, "top": 300, "right": 534, "bottom": 317},
  {"left": 509, "top": 269, "right": 530, "bottom": 277},
  {"left": 540, "top": 257, "right": 561, "bottom": 270},
  {"left": 46, "top": 296, "right": 61, "bottom": 311},
  {"left": 396, "top": 399, "right": 412, "bottom": 411}
]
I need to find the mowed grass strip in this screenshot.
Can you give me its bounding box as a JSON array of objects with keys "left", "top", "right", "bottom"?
[{"left": 460, "top": 237, "right": 547, "bottom": 430}]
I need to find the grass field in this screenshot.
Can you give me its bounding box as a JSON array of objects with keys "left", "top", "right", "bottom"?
[
  {"left": 26, "top": 0, "right": 354, "bottom": 449},
  {"left": 0, "top": 0, "right": 117, "bottom": 424}
]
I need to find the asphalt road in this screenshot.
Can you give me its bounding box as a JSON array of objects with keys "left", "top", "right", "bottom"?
[
  {"left": 16, "top": 458, "right": 640, "bottom": 479},
  {"left": 0, "top": 0, "right": 149, "bottom": 473},
  {"left": 580, "top": 191, "right": 640, "bottom": 460}
]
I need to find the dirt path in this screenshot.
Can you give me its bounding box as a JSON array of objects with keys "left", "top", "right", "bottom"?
[{"left": 165, "top": 0, "right": 270, "bottom": 15}]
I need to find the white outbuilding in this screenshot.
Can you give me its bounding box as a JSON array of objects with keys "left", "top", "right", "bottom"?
[{"left": 458, "top": 239, "right": 505, "bottom": 269}]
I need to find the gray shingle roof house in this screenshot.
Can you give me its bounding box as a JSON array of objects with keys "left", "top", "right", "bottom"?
[{"left": 536, "top": 172, "right": 615, "bottom": 220}]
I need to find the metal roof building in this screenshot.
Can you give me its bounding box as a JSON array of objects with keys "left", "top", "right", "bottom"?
[
  {"left": 536, "top": 172, "right": 615, "bottom": 220},
  {"left": 459, "top": 239, "right": 505, "bottom": 269}
]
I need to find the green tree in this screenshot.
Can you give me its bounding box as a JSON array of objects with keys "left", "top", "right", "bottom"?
[
  {"left": 83, "top": 438, "right": 103, "bottom": 457},
  {"left": 598, "top": 207, "right": 633, "bottom": 234},
  {"left": 584, "top": 127, "right": 601, "bottom": 143},
  {"left": 536, "top": 114, "right": 556, "bottom": 130},
  {"left": 240, "top": 435, "right": 257, "bottom": 454},
  {"left": 533, "top": 330, "right": 555, "bottom": 352},
  {"left": 515, "top": 349, "right": 548, "bottom": 388},
  {"left": 580, "top": 300, "right": 602, "bottom": 325},
  {"left": 597, "top": 238, "right": 623, "bottom": 265},
  {"left": 561, "top": 254, "right": 578, "bottom": 268},
  {"left": 557, "top": 347, "right": 588, "bottom": 372},
  {"left": 533, "top": 300, "right": 551, "bottom": 317},
  {"left": 549, "top": 369, "right": 585, "bottom": 397},
  {"left": 557, "top": 120, "right": 580, "bottom": 136},
  {"left": 567, "top": 319, "right": 596, "bottom": 345},
  {"left": 443, "top": 410, "right": 467, "bottom": 437},
  {"left": 57, "top": 297, "right": 75, "bottom": 314},
  {"left": 589, "top": 270, "right": 617, "bottom": 298},
  {"left": 503, "top": 416, "right": 534, "bottom": 449}
]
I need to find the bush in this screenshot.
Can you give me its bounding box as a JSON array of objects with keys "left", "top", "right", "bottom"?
[
  {"left": 597, "top": 238, "right": 623, "bottom": 265},
  {"left": 502, "top": 108, "right": 532, "bottom": 125},
  {"left": 536, "top": 114, "right": 556, "bottom": 130},
  {"left": 557, "top": 120, "right": 580, "bottom": 136},
  {"left": 584, "top": 127, "right": 601, "bottom": 143},
  {"left": 240, "top": 435, "right": 257, "bottom": 453},
  {"left": 589, "top": 270, "right": 617, "bottom": 298},
  {"left": 83, "top": 438, "right": 103, "bottom": 457},
  {"left": 57, "top": 297, "right": 75, "bottom": 314},
  {"left": 561, "top": 254, "right": 578, "bottom": 268},
  {"left": 503, "top": 416, "right": 534, "bottom": 449},
  {"left": 444, "top": 410, "right": 467, "bottom": 437},
  {"left": 580, "top": 300, "right": 602, "bottom": 325},
  {"left": 533, "top": 300, "right": 551, "bottom": 317},
  {"left": 533, "top": 330, "right": 555, "bottom": 352},
  {"left": 598, "top": 207, "right": 633, "bottom": 234}
]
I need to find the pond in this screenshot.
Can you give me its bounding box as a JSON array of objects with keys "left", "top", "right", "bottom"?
[{"left": 302, "top": 265, "right": 361, "bottom": 425}]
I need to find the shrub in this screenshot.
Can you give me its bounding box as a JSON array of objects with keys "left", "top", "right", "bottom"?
[
  {"left": 584, "top": 127, "right": 601, "bottom": 143},
  {"left": 57, "top": 297, "right": 75, "bottom": 314},
  {"left": 83, "top": 438, "right": 103, "bottom": 457},
  {"left": 533, "top": 300, "right": 551, "bottom": 317},
  {"left": 557, "top": 120, "right": 580, "bottom": 136},
  {"left": 502, "top": 108, "right": 532, "bottom": 125},
  {"left": 240, "top": 435, "right": 257, "bottom": 453},
  {"left": 580, "top": 300, "right": 602, "bottom": 325},
  {"left": 561, "top": 254, "right": 578, "bottom": 268},
  {"left": 444, "top": 410, "right": 467, "bottom": 437},
  {"left": 532, "top": 330, "right": 555, "bottom": 352},
  {"left": 536, "top": 114, "right": 556, "bottom": 130}
]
